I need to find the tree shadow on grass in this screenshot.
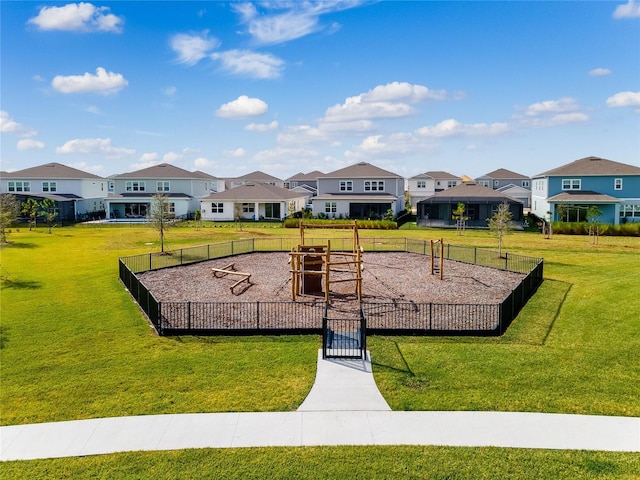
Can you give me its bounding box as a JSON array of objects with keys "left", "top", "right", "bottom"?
[
  {"left": 1, "top": 242, "right": 39, "bottom": 249},
  {"left": 1, "top": 277, "right": 42, "bottom": 290}
]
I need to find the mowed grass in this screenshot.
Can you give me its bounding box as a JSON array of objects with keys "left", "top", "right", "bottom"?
[
  {"left": 0, "top": 224, "right": 315, "bottom": 425},
  {"left": 1, "top": 224, "right": 639, "bottom": 477},
  {"left": 3, "top": 446, "right": 640, "bottom": 480}
]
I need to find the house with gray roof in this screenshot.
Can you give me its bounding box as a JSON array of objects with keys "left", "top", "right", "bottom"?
[
  {"left": 417, "top": 181, "right": 524, "bottom": 228},
  {"left": 227, "top": 170, "right": 284, "bottom": 189},
  {"left": 0, "top": 162, "right": 107, "bottom": 221},
  {"left": 284, "top": 171, "right": 323, "bottom": 194},
  {"left": 407, "top": 171, "right": 462, "bottom": 211},
  {"left": 314, "top": 162, "right": 405, "bottom": 219},
  {"left": 201, "top": 182, "right": 308, "bottom": 221},
  {"left": 531, "top": 156, "right": 640, "bottom": 225},
  {"left": 106, "top": 163, "right": 215, "bottom": 220},
  {"left": 475, "top": 168, "right": 531, "bottom": 190}
]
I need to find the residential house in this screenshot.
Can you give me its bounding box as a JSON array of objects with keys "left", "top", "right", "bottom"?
[
  {"left": 284, "top": 171, "right": 323, "bottom": 193},
  {"left": 313, "top": 162, "right": 405, "bottom": 219},
  {"left": 407, "top": 171, "right": 462, "bottom": 211},
  {"left": 201, "top": 182, "right": 308, "bottom": 221},
  {"left": 475, "top": 168, "right": 531, "bottom": 190},
  {"left": 227, "top": 170, "right": 284, "bottom": 189},
  {"left": 417, "top": 181, "right": 524, "bottom": 228},
  {"left": 105, "top": 163, "right": 214, "bottom": 219},
  {"left": 0, "top": 162, "right": 107, "bottom": 221},
  {"left": 531, "top": 156, "right": 640, "bottom": 224}
]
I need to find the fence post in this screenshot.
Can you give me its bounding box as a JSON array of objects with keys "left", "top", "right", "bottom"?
[
  {"left": 188, "top": 301, "right": 191, "bottom": 330},
  {"left": 181, "top": 249, "right": 183, "bottom": 265},
  {"left": 256, "top": 301, "right": 260, "bottom": 329},
  {"left": 505, "top": 252, "right": 508, "bottom": 270},
  {"left": 149, "top": 253, "right": 152, "bottom": 271}
]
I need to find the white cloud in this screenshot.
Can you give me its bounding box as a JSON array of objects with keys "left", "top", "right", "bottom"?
[
  {"left": 139, "top": 152, "right": 159, "bottom": 162},
  {"left": 28, "top": 3, "right": 123, "bottom": 33},
  {"left": 524, "top": 97, "right": 579, "bottom": 116},
  {"left": 17, "top": 138, "right": 45, "bottom": 150},
  {"left": 0, "top": 111, "right": 37, "bottom": 137},
  {"left": 589, "top": 68, "right": 611, "bottom": 77},
  {"left": 129, "top": 160, "right": 159, "bottom": 170},
  {"left": 245, "top": 120, "right": 279, "bottom": 132},
  {"left": 52, "top": 67, "right": 128, "bottom": 94},
  {"left": 170, "top": 31, "right": 219, "bottom": 66},
  {"left": 223, "top": 148, "right": 246, "bottom": 158},
  {"left": 415, "top": 119, "right": 510, "bottom": 137},
  {"left": 163, "top": 151, "right": 182, "bottom": 163},
  {"left": 253, "top": 146, "right": 320, "bottom": 164},
  {"left": 323, "top": 82, "right": 445, "bottom": 123},
  {"left": 233, "top": 1, "right": 364, "bottom": 46},
  {"left": 216, "top": 95, "right": 268, "bottom": 119},
  {"left": 194, "top": 157, "right": 215, "bottom": 168},
  {"left": 613, "top": 0, "right": 640, "bottom": 18},
  {"left": 163, "top": 86, "right": 177, "bottom": 96},
  {"left": 56, "top": 138, "right": 135, "bottom": 157},
  {"left": 606, "top": 91, "right": 640, "bottom": 107},
  {"left": 69, "top": 161, "right": 103, "bottom": 174},
  {"left": 210, "top": 49, "right": 284, "bottom": 79}
]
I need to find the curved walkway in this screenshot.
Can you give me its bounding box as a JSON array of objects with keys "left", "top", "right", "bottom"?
[{"left": 2, "top": 351, "right": 638, "bottom": 461}]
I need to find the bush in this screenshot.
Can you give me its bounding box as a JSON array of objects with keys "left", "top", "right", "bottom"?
[
  {"left": 551, "top": 221, "right": 640, "bottom": 236},
  {"left": 282, "top": 218, "right": 398, "bottom": 229}
]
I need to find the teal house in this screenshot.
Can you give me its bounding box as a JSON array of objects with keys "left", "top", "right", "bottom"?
[{"left": 531, "top": 156, "right": 640, "bottom": 225}]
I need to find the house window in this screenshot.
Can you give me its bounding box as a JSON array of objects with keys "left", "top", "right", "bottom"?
[
  {"left": 562, "top": 179, "right": 581, "bottom": 190},
  {"left": 325, "top": 202, "right": 337, "bottom": 213},
  {"left": 125, "top": 181, "right": 146, "bottom": 192},
  {"left": 447, "top": 180, "right": 457, "bottom": 188},
  {"left": 42, "top": 181, "right": 57, "bottom": 192},
  {"left": 479, "top": 180, "right": 490, "bottom": 187},
  {"left": 620, "top": 205, "right": 640, "bottom": 218},
  {"left": 417, "top": 181, "right": 426, "bottom": 189},
  {"left": 339, "top": 180, "right": 353, "bottom": 192},
  {"left": 157, "top": 181, "right": 170, "bottom": 192},
  {"left": 8, "top": 181, "right": 31, "bottom": 192},
  {"left": 108, "top": 181, "right": 115, "bottom": 192},
  {"left": 522, "top": 180, "right": 530, "bottom": 187},
  {"left": 614, "top": 178, "right": 623, "bottom": 191},
  {"left": 211, "top": 203, "right": 223, "bottom": 213},
  {"left": 494, "top": 180, "right": 500, "bottom": 187},
  {"left": 364, "top": 180, "right": 384, "bottom": 192},
  {"left": 168, "top": 203, "right": 175, "bottom": 214},
  {"left": 242, "top": 203, "right": 254, "bottom": 213}
]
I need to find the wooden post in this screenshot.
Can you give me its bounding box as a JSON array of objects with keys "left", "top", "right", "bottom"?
[
  {"left": 439, "top": 237, "right": 444, "bottom": 280},
  {"left": 430, "top": 239, "right": 435, "bottom": 275}
]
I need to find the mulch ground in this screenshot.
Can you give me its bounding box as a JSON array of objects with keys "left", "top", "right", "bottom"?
[{"left": 138, "top": 252, "right": 524, "bottom": 329}]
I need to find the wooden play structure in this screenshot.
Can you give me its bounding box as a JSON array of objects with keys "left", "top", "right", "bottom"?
[
  {"left": 211, "top": 263, "right": 252, "bottom": 294},
  {"left": 430, "top": 238, "right": 444, "bottom": 280},
  {"left": 290, "top": 221, "right": 363, "bottom": 303}
]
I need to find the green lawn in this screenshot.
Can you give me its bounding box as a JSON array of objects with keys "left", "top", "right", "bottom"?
[{"left": 1, "top": 223, "right": 639, "bottom": 477}]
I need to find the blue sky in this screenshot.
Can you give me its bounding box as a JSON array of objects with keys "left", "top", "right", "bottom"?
[{"left": 1, "top": 1, "right": 639, "bottom": 180}]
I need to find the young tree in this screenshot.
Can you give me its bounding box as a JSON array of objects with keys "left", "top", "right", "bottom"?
[
  {"left": 22, "top": 198, "right": 39, "bottom": 230},
  {"left": 587, "top": 205, "right": 603, "bottom": 245},
  {"left": 288, "top": 200, "right": 296, "bottom": 218},
  {"left": 38, "top": 198, "right": 58, "bottom": 234},
  {"left": 233, "top": 202, "right": 243, "bottom": 231},
  {"left": 149, "top": 193, "right": 174, "bottom": 253},
  {"left": 0, "top": 193, "right": 20, "bottom": 243},
  {"left": 487, "top": 201, "right": 514, "bottom": 257},
  {"left": 452, "top": 202, "right": 468, "bottom": 235}
]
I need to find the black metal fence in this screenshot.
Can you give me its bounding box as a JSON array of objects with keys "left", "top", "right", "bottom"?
[
  {"left": 322, "top": 304, "right": 367, "bottom": 359},
  {"left": 119, "top": 237, "right": 543, "bottom": 336}
]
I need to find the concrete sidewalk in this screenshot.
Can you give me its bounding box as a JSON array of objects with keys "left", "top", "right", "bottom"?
[{"left": 2, "top": 351, "right": 639, "bottom": 461}]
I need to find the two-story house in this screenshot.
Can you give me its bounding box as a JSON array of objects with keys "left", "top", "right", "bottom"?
[
  {"left": 531, "top": 156, "right": 640, "bottom": 224},
  {"left": 476, "top": 168, "right": 532, "bottom": 208},
  {"left": 284, "top": 171, "right": 323, "bottom": 194},
  {"left": 227, "top": 171, "right": 284, "bottom": 189},
  {"left": 0, "top": 162, "right": 107, "bottom": 221},
  {"left": 105, "top": 163, "right": 215, "bottom": 220},
  {"left": 313, "top": 162, "right": 405, "bottom": 219},
  {"left": 407, "top": 171, "right": 462, "bottom": 211},
  {"left": 201, "top": 182, "right": 308, "bottom": 221}
]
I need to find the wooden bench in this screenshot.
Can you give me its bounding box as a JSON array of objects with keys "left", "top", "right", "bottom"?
[{"left": 212, "top": 264, "right": 251, "bottom": 294}]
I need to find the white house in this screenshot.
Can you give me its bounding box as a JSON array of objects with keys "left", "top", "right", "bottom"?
[
  {"left": 227, "top": 170, "right": 284, "bottom": 189},
  {"left": 0, "top": 162, "right": 107, "bottom": 220},
  {"left": 407, "top": 171, "right": 462, "bottom": 211},
  {"left": 314, "top": 162, "right": 405, "bottom": 219},
  {"left": 201, "top": 182, "right": 308, "bottom": 221},
  {"left": 105, "top": 163, "right": 215, "bottom": 219}
]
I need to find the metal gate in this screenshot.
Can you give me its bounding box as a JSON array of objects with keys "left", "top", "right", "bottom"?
[{"left": 322, "top": 304, "right": 366, "bottom": 359}]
